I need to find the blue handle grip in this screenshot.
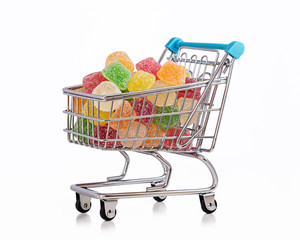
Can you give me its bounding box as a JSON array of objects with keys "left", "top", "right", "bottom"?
[{"left": 165, "top": 37, "right": 244, "bottom": 59}]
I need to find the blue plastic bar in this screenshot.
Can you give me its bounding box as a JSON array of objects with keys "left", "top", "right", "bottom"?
[{"left": 165, "top": 37, "right": 244, "bottom": 59}]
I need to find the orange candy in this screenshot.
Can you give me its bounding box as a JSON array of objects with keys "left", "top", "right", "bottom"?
[
  {"left": 144, "top": 123, "right": 166, "bottom": 148},
  {"left": 72, "top": 88, "right": 87, "bottom": 115},
  {"left": 110, "top": 101, "right": 137, "bottom": 130},
  {"left": 105, "top": 51, "right": 135, "bottom": 73},
  {"left": 157, "top": 61, "right": 186, "bottom": 86}
]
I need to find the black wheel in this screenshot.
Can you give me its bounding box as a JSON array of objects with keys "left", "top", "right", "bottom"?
[
  {"left": 151, "top": 183, "right": 167, "bottom": 202},
  {"left": 199, "top": 195, "right": 217, "bottom": 214},
  {"left": 75, "top": 193, "right": 91, "bottom": 213},
  {"left": 100, "top": 200, "right": 117, "bottom": 221}
]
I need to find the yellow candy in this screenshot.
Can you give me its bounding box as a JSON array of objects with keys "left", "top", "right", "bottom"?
[
  {"left": 83, "top": 101, "right": 110, "bottom": 126},
  {"left": 105, "top": 51, "right": 135, "bottom": 73},
  {"left": 146, "top": 80, "right": 176, "bottom": 106},
  {"left": 127, "top": 71, "right": 155, "bottom": 92},
  {"left": 177, "top": 98, "right": 200, "bottom": 126},
  {"left": 186, "top": 70, "right": 191, "bottom": 77}
]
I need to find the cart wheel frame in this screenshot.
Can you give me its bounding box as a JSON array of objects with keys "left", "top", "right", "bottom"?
[
  {"left": 100, "top": 200, "right": 118, "bottom": 221},
  {"left": 151, "top": 183, "right": 167, "bottom": 202},
  {"left": 75, "top": 193, "right": 92, "bottom": 213},
  {"left": 199, "top": 193, "right": 217, "bottom": 214}
]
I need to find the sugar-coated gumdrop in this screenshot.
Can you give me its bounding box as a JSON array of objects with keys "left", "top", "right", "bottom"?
[
  {"left": 105, "top": 51, "right": 134, "bottom": 73},
  {"left": 177, "top": 98, "right": 200, "bottom": 126},
  {"left": 164, "top": 128, "right": 192, "bottom": 149},
  {"left": 127, "top": 71, "right": 155, "bottom": 92},
  {"left": 130, "top": 97, "right": 157, "bottom": 125},
  {"left": 73, "top": 118, "right": 93, "bottom": 144},
  {"left": 118, "top": 121, "right": 147, "bottom": 149},
  {"left": 153, "top": 105, "right": 180, "bottom": 130},
  {"left": 144, "top": 123, "right": 166, "bottom": 148},
  {"left": 157, "top": 61, "right": 186, "bottom": 86},
  {"left": 136, "top": 57, "right": 161, "bottom": 80},
  {"left": 186, "top": 70, "right": 191, "bottom": 78},
  {"left": 177, "top": 77, "right": 201, "bottom": 100},
  {"left": 102, "top": 61, "right": 132, "bottom": 91},
  {"left": 83, "top": 100, "right": 110, "bottom": 126},
  {"left": 146, "top": 80, "right": 176, "bottom": 106},
  {"left": 110, "top": 101, "right": 137, "bottom": 130},
  {"left": 92, "top": 81, "right": 122, "bottom": 111},
  {"left": 73, "top": 88, "right": 87, "bottom": 115},
  {"left": 83, "top": 72, "right": 108, "bottom": 94},
  {"left": 90, "top": 125, "right": 121, "bottom": 148}
]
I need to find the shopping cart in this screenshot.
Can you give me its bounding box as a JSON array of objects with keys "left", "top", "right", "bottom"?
[{"left": 62, "top": 37, "right": 244, "bottom": 221}]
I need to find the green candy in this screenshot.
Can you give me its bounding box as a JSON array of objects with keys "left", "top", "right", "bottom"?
[
  {"left": 73, "top": 118, "right": 93, "bottom": 144},
  {"left": 121, "top": 88, "right": 133, "bottom": 102},
  {"left": 153, "top": 105, "right": 180, "bottom": 130},
  {"left": 102, "top": 61, "right": 131, "bottom": 91}
]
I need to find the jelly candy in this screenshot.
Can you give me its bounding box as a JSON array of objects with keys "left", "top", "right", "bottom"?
[
  {"left": 136, "top": 57, "right": 161, "bottom": 80},
  {"left": 144, "top": 123, "right": 165, "bottom": 148},
  {"left": 177, "top": 98, "right": 200, "bottom": 126},
  {"left": 130, "top": 97, "right": 157, "bottom": 125},
  {"left": 102, "top": 61, "right": 132, "bottom": 91},
  {"left": 73, "top": 88, "right": 87, "bottom": 115},
  {"left": 110, "top": 100, "right": 137, "bottom": 130},
  {"left": 127, "top": 70, "right": 155, "bottom": 92},
  {"left": 105, "top": 51, "right": 134, "bottom": 73},
  {"left": 83, "top": 100, "right": 110, "bottom": 126},
  {"left": 146, "top": 81, "right": 176, "bottom": 106},
  {"left": 82, "top": 71, "right": 108, "bottom": 94},
  {"left": 164, "top": 127, "right": 192, "bottom": 149},
  {"left": 153, "top": 105, "right": 180, "bottom": 130},
  {"left": 91, "top": 125, "right": 121, "bottom": 148},
  {"left": 118, "top": 121, "right": 147, "bottom": 149},
  {"left": 92, "top": 81, "right": 122, "bottom": 111},
  {"left": 73, "top": 118, "right": 93, "bottom": 144},
  {"left": 177, "top": 77, "right": 201, "bottom": 100},
  {"left": 157, "top": 61, "right": 186, "bottom": 86}
]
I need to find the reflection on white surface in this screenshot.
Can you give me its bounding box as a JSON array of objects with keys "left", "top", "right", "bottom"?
[
  {"left": 101, "top": 221, "right": 116, "bottom": 231},
  {"left": 152, "top": 202, "right": 167, "bottom": 216},
  {"left": 76, "top": 214, "right": 91, "bottom": 225},
  {"left": 201, "top": 214, "right": 216, "bottom": 227}
]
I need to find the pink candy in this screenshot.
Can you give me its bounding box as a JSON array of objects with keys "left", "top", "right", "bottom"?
[
  {"left": 136, "top": 57, "right": 161, "bottom": 80},
  {"left": 177, "top": 77, "right": 201, "bottom": 100},
  {"left": 82, "top": 72, "right": 108, "bottom": 94},
  {"left": 90, "top": 125, "right": 120, "bottom": 148},
  {"left": 130, "top": 97, "right": 157, "bottom": 125}
]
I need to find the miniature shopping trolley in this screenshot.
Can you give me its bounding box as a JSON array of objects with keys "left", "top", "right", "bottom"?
[{"left": 62, "top": 37, "right": 244, "bottom": 221}]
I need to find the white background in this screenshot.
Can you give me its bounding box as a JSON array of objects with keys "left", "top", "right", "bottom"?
[{"left": 1, "top": 0, "right": 299, "bottom": 239}]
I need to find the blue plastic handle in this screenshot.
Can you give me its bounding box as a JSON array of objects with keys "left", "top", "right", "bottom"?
[{"left": 165, "top": 37, "right": 244, "bottom": 59}]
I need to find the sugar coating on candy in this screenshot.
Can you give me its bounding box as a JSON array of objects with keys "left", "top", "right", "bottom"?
[
  {"left": 136, "top": 57, "right": 161, "bottom": 80},
  {"left": 186, "top": 70, "right": 191, "bottom": 78},
  {"left": 91, "top": 125, "right": 121, "bottom": 148},
  {"left": 127, "top": 71, "right": 155, "bottom": 92},
  {"left": 73, "top": 88, "right": 87, "bottom": 115},
  {"left": 110, "top": 101, "right": 137, "bottom": 130},
  {"left": 73, "top": 118, "right": 93, "bottom": 144},
  {"left": 177, "top": 98, "right": 200, "bottom": 126},
  {"left": 157, "top": 61, "right": 186, "bottom": 86},
  {"left": 130, "top": 97, "right": 157, "bottom": 125},
  {"left": 153, "top": 105, "right": 180, "bottom": 130},
  {"left": 83, "top": 100, "right": 110, "bottom": 126},
  {"left": 92, "top": 81, "right": 122, "bottom": 111},
  {"left": 105, "top": 51, "right": 135, "bottom": 73},
  {"left": 83, "top": 72, "right": 108, "bottom": 94},
  {"left": 177, "top": 77, "right": 201, "bottom": 100},
  {"left": 118, "top": 121, "right": 147, "bottom": 149},
  {"left": 144, "top": 123, "right": 166, "bottom": 148},
  {"left": 147, "top": 81, "right": 176, "bottom": 106},
  {"left": 164, "top": 128, "right": 192, "bottom": 149},
  {"left": 102, "top": 61, "right": 132, "bottom": 91}
]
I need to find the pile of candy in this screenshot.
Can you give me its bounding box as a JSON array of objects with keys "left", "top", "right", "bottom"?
[{"left": 73, "top": 51, "right": 202, "bottom": 149}]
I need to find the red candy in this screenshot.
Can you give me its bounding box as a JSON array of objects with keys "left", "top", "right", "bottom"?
[
  {"left": 90, "top": 125, "right": 121, "bottom": 148},
  {"left": 136, "top": 57, "right": 161, "bottom": 80},
  {"left": 177, "top": 77, "right": 201, "bottom": 100},
  {"left": 164, "top": 128, "right": 192, "bottom": 149},
  {"left": 82, "top": 72, "right": 108, "bottom": 94},
  {"left": 130, "top": 97, "right": 157, "bottom": 125}
]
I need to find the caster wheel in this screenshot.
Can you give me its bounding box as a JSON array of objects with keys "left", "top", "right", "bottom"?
[
  {"left": 75, "top": 193, "right": 91, "bottom": 213},
  {"left": 151, "top": 183, "right": 167, "bottom": 202},
  {"left": 100, "top": 200, "right": 117, "bottom": 221},
  {"left": 199, "top": 194, "right": 217, "bottom": 214}
]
